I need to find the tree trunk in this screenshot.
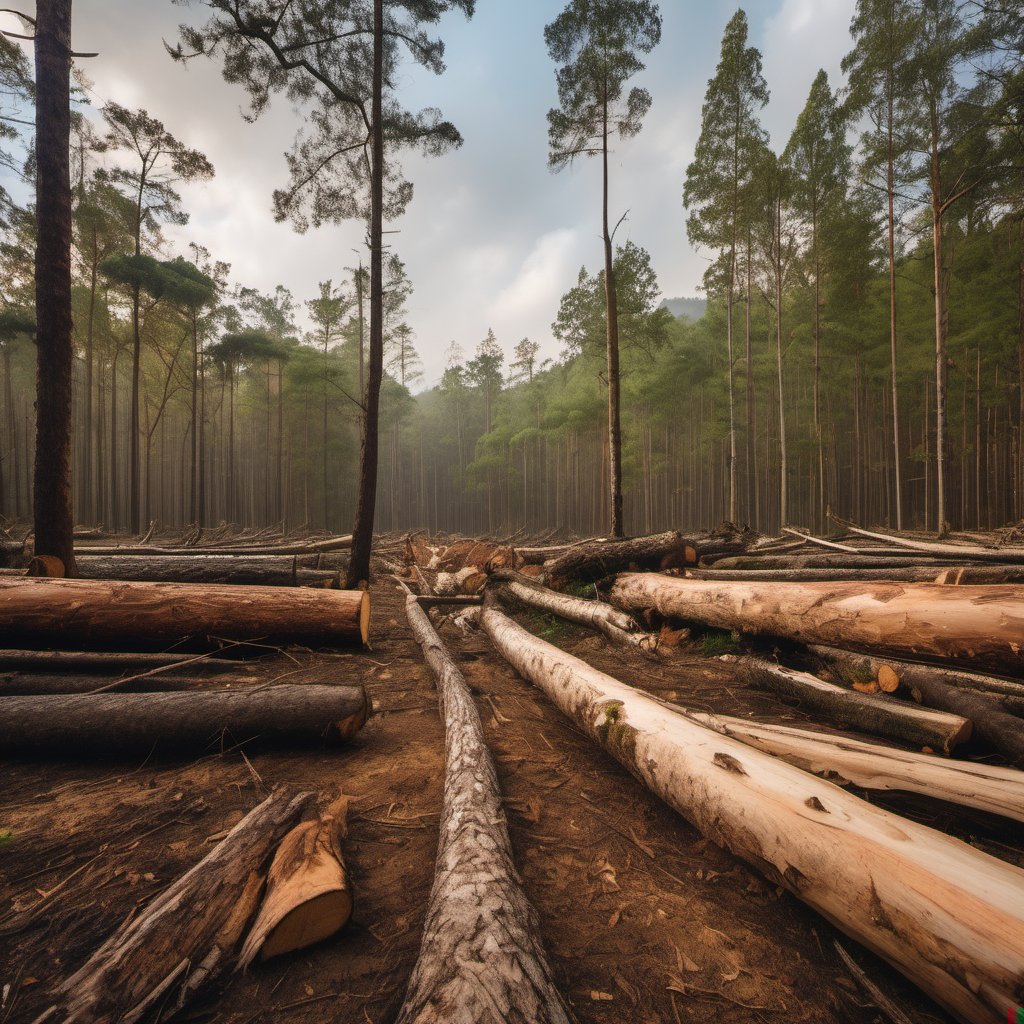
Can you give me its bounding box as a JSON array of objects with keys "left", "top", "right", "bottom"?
[
  {"left": 736, "top": 657, "right": 970, "bottom": 755},
  {"left": 705, "top": 554, "right": 954, "bottom": 570},
  {"left": 0, "top": 684, "right": 368, "bottom": 754},
  {"left": 32, "top": 0, "right": 77, "bottom": 577},
  {"left": 479, "top": 603, "right": 1024, "bottom": 1024},
  {"left": 930, "top": 106, "right": 948, "bottom": 533},
  {"left": 0, "top": 671, "right": 254, "bottom": 694},
  {"left": 841, "top": 523, "right": 1024, "bottom": 563},
  {"left": 0, "top": 576, "right": 369, "bottom": 648},
  {"left": 76, "top": 534, "right": 352, "bottom": 556},
  {"left": 0, "top": 648, "right": 246, "bottom": 673},
  {"left": 610, "top": 573, "right": 1024, "bottom": 676},
  {"left": 887, "top": 78, "right": 903, "bottom": 530},
  {"left": 396, "top": 592, "right": 570, "bottom": 1024},
  {"left": 689, "top": 709, "right": 1024, "bottom": 824},
  {"left": 684, "top": 565, "right": 1024, "bottom": 584},
  {"left": 43, "top": 789, "right": 314, "bottom": 1024},
  {"left": 73, "top": 554, "right": 339, "bottom": 587}
]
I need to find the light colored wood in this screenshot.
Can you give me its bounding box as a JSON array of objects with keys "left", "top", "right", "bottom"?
[
  {"left": 842, "top": 524, "right": 1024, "bottom": 563},
  {"left": 781, "top": 527, "right": 859, "bottom": 552},
  {"left": 610, "top": 573, "right": 1024, "bottom": 676},
  {"left": 0, "top": 576, "right": 369, "bottom": 647},
  {"left": 239, "top": 795, "right": 352, "bottom": 965},
  {"left": 480, "top": 603, "right": 1024, "bottom": 1024},
  {"left": 396, "top": 593, "right": 570, "bottom": 1024}
]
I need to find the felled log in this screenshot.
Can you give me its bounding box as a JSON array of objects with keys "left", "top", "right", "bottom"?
[
  {"left": 0, "top": 648, "right": 245, "bottom": 674},
  {"left": 239, "top": 794, "right": 352, "bottom": 965},
  {"left": 73, "top": 534, "right": 353, "bottom": 557},
  {"left": 841, "top": 523, "right": 1024, "bottom": 563},
  {"left": 46, "top": 788, "right": 314, "bottom": 1024},
  {"left": 689, "top": 710, "right": 1024, "bottom": 823},
  {"left": 0, "top": 577, "right": 369, "bottom": 648},
  {"left": 684, "top": 565, "right": 1024, "bottom": 584},
  {"left": 396, "top": 592, "right": 570, "bottom": 1024},
  {"left": 610, "top": 573, "right": 1024, "bottom": 676},
  {"left": 70, "top": 554, "right": 341, "bottom": 588},
  {"left": 0, "top": 684, "right": 369, "bottom": 754},
  {"left": 0, "top": 671, "right": 243, "bottom": 695},
  {"left": 735, "top": 658, "right": 971, "bottom": 754},
  {"left": 811, "top": 647, "right": 1024, "bottom": 767},
  {"left": 480, "top": 603, "right": 1024, "bottom": 1024},
  {"left": 780, "top": 528, "right": 859, "bottom": 552},
  {"left": 489, "top": 569, "right": 656, "bottom": 652},
  {"left": 708, "top": 554, "right": 954, "bottom": 570}
]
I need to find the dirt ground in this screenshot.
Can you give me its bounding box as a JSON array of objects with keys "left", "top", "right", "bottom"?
[{"left": 2, "top": 576, "right": 1017, "bottom": 1024}]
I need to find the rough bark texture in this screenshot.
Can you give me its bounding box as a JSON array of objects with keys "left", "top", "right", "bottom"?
[
  {"left": 610, "top": 573, "right": 1024, "bottom": 676},
  {"left": 46, "top": 788, "right": 314, "bottom": 1024},
  {"left": 689, "top": 710, "right": 1024, "bottom": 823},
  {"left": 0, "top": 671, "right": 242, "bottom": 695},
  {"left": 0, "top": 649, "right": 243, "bottom": 673},
  {"left": 32, "top": 0, "right": 78, "bottom": 577},
  {"left": 684, "top": 565, "right": 1024, "bottom": 584},
  {"left": 708, "top": 554, "right": 956, "bottom": 570},
  {"left": 480, "top": 603, "right": 1024, "bottom": 1024},
  {"left": 0, "top": 577, "right": 369, "bottom": 648},
  {"left": 0, "top": 684, "right": 369, "bottom": 754},
  {"left": 844, "top": 524, "right": 1024, "bottom": 563},
  {"left": 74, "top": 554, "right": 340, "bottom": 587},
  {"left": 76, "top": 535, "right": 352, "bottom": 557},
  {"left": 811, "top": 647, "right": 1024, "bottom": 767},
  {"left": 490, "top": 571, "right": 655, "bottom": 652},
  {"left": 396, "top": 593, "right": 570, "bottom": 1024},
  {"left": 736, "top": 658, "right": 971, "bottom": 755}
]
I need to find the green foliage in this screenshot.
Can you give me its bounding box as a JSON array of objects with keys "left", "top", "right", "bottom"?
[{"left": 699, "top": 628, "right": 741, "bottom": 658}]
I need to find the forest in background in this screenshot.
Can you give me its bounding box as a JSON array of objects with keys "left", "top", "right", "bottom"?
[{"left": 1, "top": 0, "right": 1022, "bottom": 540}]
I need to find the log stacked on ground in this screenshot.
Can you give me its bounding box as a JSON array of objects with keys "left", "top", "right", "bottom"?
[
  {"left": 684, "top": 565, "right": 1024, "bottom": 584},
  {"left": 0, "top": 684, "right": 369, "bottom": 754},
  {"left": 396, "top": 592, "right": 570, "bottom": 1024},
  {"left": 480, "top": 603, "right": 1024, "bottom": 1024},
  {"left": 67, "top": 555, "right": 341, "bottom": 587},
  {"left": 610, "top": 573, "right": 1024, "bottom": 676},
  {"left": 73, "top": 534, "right": 353, "bottom": 557},
  {"left": 0, "top": 577, "right": 369, "bottom": 648}
]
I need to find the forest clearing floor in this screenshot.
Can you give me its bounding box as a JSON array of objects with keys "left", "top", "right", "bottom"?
[{"left": 2, "top": 569, "right": 1019, "bottom": 1024}]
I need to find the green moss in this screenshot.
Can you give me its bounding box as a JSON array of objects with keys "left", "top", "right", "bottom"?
[{"left": 700, "top": 628, "right": 742, "bottom": 658}]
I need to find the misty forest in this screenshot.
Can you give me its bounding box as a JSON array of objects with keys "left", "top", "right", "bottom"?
[{"left": 3, "top": 3, "right": 1024, "bottom": 1024}]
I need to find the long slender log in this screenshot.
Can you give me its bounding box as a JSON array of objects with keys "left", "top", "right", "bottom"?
[
  {"left": 46, "top": 788, "right": 315, "bottom": 1024},
  {"left": 610, "top": 573, "right": 1024, "bottom": 676},
  {"left": 780, "top": 527, "right": 859, "bottom": 552},
  {"left": 489, "top": 570, "right": 656, "bottom": 652},
  {"left": 840, "top": 523, "right": 1024, "bottom": 563},
  {"left": 480, "top": 603, "right": 1024, "bottom": 1024},
  {"left": 0, "top": 684, "right": 369, "bottom": 754},
  {"left": 0, "top": 649, "right": 246, "bottom": 673},
  {"left": 684, "top": 566, "right": 1024, "bottom": 584},
  {"left": 68, "top": 555, "right": 340, "bottom": 588},
  {"left": 811, "top": 647, "right": 1024, "bottom": 767},
  {"left": 688, "top": 710, "right": 1024, "bottom": 823},
  {"left": 396, "top": 592, "right": 570, "bottom": 1024},
  {"left": 74, "top": 534, "right": 353, "bottom": 557},
  {"left": 0, "top": 671, "right": 257, "bottom": 695},
  {"left": 0, "top": 577, "right": 369, "bottom": 648},
  {"left": 735, "top": 658, "right": 971, "bottom": 754},
  {"left": 709, "top": 554, "right": 957, "bottom": 570}
]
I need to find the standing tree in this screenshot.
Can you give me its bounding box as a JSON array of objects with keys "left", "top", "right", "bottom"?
[
  {"left": 171, "top": 0, "right": 475, "bottom": 588},
  {"left": 101, "top": 102, "right": 213, "bottom": 533},
  {"left": 843, "top": 0, "right": 920, "bottom": 529},
  {"left": 783, "top": 70, "right": 850, "bottom": 527},
  {"left": 684, "top": 10, "right": 768, "bottom": 525},
  {"left": 545, "top": 0, "right": 661, "bottom": 538}
]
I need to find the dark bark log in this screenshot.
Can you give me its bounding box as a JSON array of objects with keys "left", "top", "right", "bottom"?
[
  {"left": 72, "top": 555, "right": 339, "bottom": 587},
  {"left": 396, "top": 593, "right": 570, "bottom": 1024},
  {"left": 708, "top": 554, "right": 958, "bottom": 570},
  {"left": 76, "top": 535, "right": 352, "bottom": 557},
  {"left": 0, "top": 671, "right": 253, "bottom": 695},
  {"left": 611, "top": 573, "right": 1024, "bottom": 676},
  {"left": 480, "top": 603, "right": 1024, "bottom": 1024},
  {"left": 0, "top": 648, "right": 248, "bottom": 674},
  {"left": 0, "top": 577, "right": 369, "bottom": 648},
  {"left": 44, "top": 788, "right": 314, "bottom": 1024},
  {"left": 0, "top": 684, "right": 369, "bottom": 754},
  {"left": 32, "top": 0, "right": 77, "bottom": 576},
  {"left": 811, "top": 647, "right": 1024, "bottom": 767},
  {"left": 735, "top": 658, "right": 971, "bottom": 755},
  {"left": 684, "top": 566, "right": 1024, "bottom": 584}
]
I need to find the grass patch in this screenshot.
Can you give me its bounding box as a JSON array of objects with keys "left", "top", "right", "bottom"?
[
  {"left": 561, "top": 579, "right": 597, "bottom": 599},
  {"left": 699, "top": 628, "right": 742, "bottom": 658}
]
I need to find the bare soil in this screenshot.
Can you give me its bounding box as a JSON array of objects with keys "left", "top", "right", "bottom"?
[{"left": 2, "top": 576, "right": 1017, "bottom": 1024}]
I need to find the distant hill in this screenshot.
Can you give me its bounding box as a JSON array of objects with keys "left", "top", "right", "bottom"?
[{"left": 659, "top": 296, "right": 707, "bottom": 321}]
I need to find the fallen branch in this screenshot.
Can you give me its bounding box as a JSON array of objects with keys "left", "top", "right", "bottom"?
[
  {"left": 479, "top": 602, "right": 1024, "bottom": 1024},
  {"left": 835, "top": 520, "right": 1024, "bottom": 563}
]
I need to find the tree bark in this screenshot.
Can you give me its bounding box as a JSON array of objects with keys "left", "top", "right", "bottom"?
[
  {"left": 735, "top": 657, "right": 971, "bottom": 755},
  {"left": 0, "top": 684, "right": 368, "bottom": 754},
  {"left": 841, "top": 523, "right": 1024, "bottom": 563},
  {"left": 396, "top": 592, "right": 570, "bottom": 1024},
  {"left": 684, "top": 565, "right": 1024, "bottom": 584},
  {"left": 0, "top": 577, "right": 369, "bottom": 648},
  {"left": 74, "top": 534, "right": 352, "bottom": 556},
  {"left": 480, "top": 603, "right": 1024, "bottom": 1024},
  {"left": 0, "top": 648, "right": 244, "bottom": 674},
  {"left": 706, "top": 553, "right": 969, "bottom": 570},
  {"left": 689, "top": 709, "right": 1024, "bottom": 823},
  {"left": 32, "top": 0, "right": 77, "bottom": 577},
  {"left": 610, "top": 573, "right": 1024, "bottom": 676},
  {"left": 45, "top": 788, "right": 314, "bottom": 1024},
  {"left": 0, "top": 671, "right": 249, "bottom": 695},
  {"left": 71, "top": 554, "right": 339, "bottom": 587}
]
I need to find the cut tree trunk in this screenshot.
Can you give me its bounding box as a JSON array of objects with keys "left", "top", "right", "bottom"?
[
  {"left": 489, "top": 570, "right": 656, "bottom": 652},
  {"left": 0, "top": 684, "right": 369, "bottom": 754},
  {"left": 75, "top": 534, "right": 353, "bottom": 557},
  {"left": 396, "top": 592, "right": 570, "bottom": 1024},
  {"left": 239, "top": 794, "right": 352, "bottom": 965},
  {"left": 71, "top": 554, "right": 340, "bottom": 588},
  {"left": 0, "top": 577, "right": 369, "bottom": 648},
  {"left": 841, "top": 523, "right": 1024, "bottom": 563},
  {"left": 735, "top": 658, "right": 971, "bottom": 755},
  {"left": 0, "top": 649, "right": 248, "bottom": 674},
  {"left": 610, "top": 573, "right": 1024, "bottom": 676},
  {"left": 683, "top": 566, "right": 1024, "bottom": 584},
  {"left": 811, "top": 647, "right": 1024, "bottom": 767},
  {"left": 0, "top": 671, "right": 259, "bottom": 695},
  {"left": 44, "top": 788, "right": 314, "bottom": 1024},
  {"left": 480, "top": 602, "right": 1024, "bottom": 1024},
  {"left": 688, "top": 710, "right": 1024, "bottom": 823},
  {"left": 708, "top": 554, "right": 956, "bottom": 570}
]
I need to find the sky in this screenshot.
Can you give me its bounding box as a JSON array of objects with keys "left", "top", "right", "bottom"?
[{"left": 2, "top": 0, "right": 858, "bottom": 385}]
